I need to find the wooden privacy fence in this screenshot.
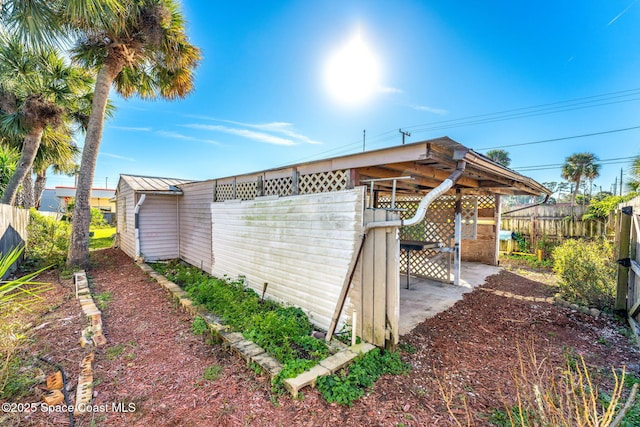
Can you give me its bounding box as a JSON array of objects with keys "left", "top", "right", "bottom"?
[
  {"left": 500, "top": 204, "right": 615, "bottom": 251},
  {"left": 616, "top": 196, "right": 640, "bottom": 341},
  {"left": 0, "top": 203, "right": 29, "bottom": 276}
]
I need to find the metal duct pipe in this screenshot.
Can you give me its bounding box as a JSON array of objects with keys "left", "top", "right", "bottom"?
[
  {"left": 364, "top": 161, "right": 467, "bottom": 231},
  {"left": 134, "top": 194, "right": 146, "bottom": 259}
]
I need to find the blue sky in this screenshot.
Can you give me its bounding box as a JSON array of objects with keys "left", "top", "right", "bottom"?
[{"left": 51, "top": 1, "right": 640, "bottom": 196}]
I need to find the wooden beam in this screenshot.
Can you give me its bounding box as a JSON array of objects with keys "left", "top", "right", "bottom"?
[
  {"left": 358, "top": 166, "right": 441, "bottom": 189},
  {"left": 383, "top": 162, "right": 479, "bottom": 188}
]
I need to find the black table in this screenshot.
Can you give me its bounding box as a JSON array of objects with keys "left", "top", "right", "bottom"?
[{"left": 400, "top": 240, "right": 442, "bottom": 289}]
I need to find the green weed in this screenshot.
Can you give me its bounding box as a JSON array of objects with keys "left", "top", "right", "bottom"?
[{"left": 203, "top": 364, "right": 223, "bottom": 381}]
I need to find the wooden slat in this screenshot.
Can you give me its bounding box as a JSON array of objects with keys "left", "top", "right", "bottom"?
[
  {"left": 616, "top": 210, "right": 631, "bottom": 311},
  {"left": 361, "top": 210, "right": 375, "bottom": 344},
  {"left": 385, "top": 210, "right": 400, "bottom": 348},
  {"left": 373, "top": 209, "right": 387, "bottom": 346}
]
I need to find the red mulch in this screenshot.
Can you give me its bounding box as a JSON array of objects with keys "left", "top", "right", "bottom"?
[{"left": 7, "top": 248, "right": 639, "bottom": 426}]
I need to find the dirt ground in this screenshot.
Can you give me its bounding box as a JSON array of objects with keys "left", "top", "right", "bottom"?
[{"left": 4, "top": 248, "right": 640, "bottom": 426}]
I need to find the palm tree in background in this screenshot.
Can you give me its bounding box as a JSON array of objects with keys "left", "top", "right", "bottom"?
[
  {"left": 31, "top": 134, "right": 81, "bottom": 209},
  {"left": 66, "top": 0, "right": 201, "bottom": 268},
  {"left": 0, "top": 35, "right": 94, "bottom": 206},
  {"left": 561, "top": 152, "right": 600, "bottom": 207},
  {"left": 485, "top": 149, "right": 511, "bottom": 167},
  {"left": 2, "top": 0, "right": 201, "bottom": 268},
  {"left": 627, "top": 155, "right": 640, "bottom": 192}
]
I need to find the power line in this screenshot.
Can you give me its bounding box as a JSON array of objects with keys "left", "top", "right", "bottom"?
[
  {"left": 279, "top": 87, "right": 640, "bottom": 167},
  {"left": 476, "top": 125, "right": 640, "bottom": 150}
]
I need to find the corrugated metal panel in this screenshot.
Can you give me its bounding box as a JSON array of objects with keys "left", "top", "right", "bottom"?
[
  {"left": 120, "top": 174, "right": 191, "bottom": 192},
  {"left": 179, "top": 181, "right": 213, "bottom": 273},
  {"left": 211, "top": 188, "right": 364, "bottom": 330},
  {"left": 116, "top": 181, "right": 136, "bottom": 258},
  {"left": 139, "top": 195, "right": 179, "bottom": 260}
]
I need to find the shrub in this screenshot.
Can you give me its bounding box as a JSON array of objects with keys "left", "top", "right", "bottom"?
[
  {"left": 552, "top": 239, "right": 616, "bottom": 309},
  {"left": 26, "top": 209, "right": 70, "bottom": 269},
  {"left": 316, "top": 348, "right": 410, "bottom": 406},
  {"left": 90, "top": 207, "right": 109, "bottom": 228}
]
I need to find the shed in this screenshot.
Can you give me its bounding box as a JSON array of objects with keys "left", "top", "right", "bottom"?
[
  {"left": 115, "top": 174, "right": 191, "bottom": 261},
  {"left": 116, "top": 137, "right": 550, "bottom": 348}
]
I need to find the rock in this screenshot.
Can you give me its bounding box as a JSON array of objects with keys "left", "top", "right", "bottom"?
[
  {"left": 579, "top": 306, "right": 590, "bottom": 314},
  {"left": 569, "top": 304, "right": 579, "bottom": 311},
  {"left": 589, "top": 308, "right": 601, "bottom": 317}
]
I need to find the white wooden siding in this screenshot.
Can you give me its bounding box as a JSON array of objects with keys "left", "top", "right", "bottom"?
[
  {"left": 179, "top": 181, "right": 213, "bottom": 273},
  {"left": 211, "top": 188, "right": 365, "bottom": 330},
  {"left": 116, "top": 181, "right": 136, "bottom": 259},
  {"left": 139, "top": 195, "right": 179, "bottom": 261}
]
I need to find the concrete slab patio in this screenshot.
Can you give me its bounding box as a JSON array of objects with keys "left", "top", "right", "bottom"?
[{"left": 399, "top": 262, "right": 502, "bottom": 335}]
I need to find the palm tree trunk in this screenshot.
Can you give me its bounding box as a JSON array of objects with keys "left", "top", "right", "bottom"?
[
  {"left": 21, "top": 169, "right": 34, "bottom": 208},
  {"left": 34, "top": 171, "right": 47, "bottom": 209},
  {"left": 571, "top": 177, "right": 581, "bottom": 207},
  {"left": 0, "top": 128, "right": 44, "bottom": 205},
  {"left": 67, "top": 62, "right": 121, "bottom": 268}
]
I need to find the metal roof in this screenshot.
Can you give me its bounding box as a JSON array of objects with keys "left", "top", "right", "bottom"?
[
  {"left": 55, "top": 187, "right": 116, "bottom": 199},
  {"left": 118, "top": 174, "right": 192, "bottom": 194}
]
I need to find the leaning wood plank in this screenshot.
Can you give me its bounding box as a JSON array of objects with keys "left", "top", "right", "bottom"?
[{"left": 325, "top": 232, "right": 366, "bottom": 342}]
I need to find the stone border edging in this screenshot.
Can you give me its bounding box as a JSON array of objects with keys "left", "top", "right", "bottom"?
[{"left": 135, "top": 261, "right": 375, "bottom": 397}]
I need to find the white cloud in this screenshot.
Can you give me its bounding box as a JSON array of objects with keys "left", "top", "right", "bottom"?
[
  {"left": 182, "top": 115, "right": 323, "bottom": 145},
  {"left": 377, "top": 85, "right": 403, "bottom": 94},
  {"left": 110, "top": 126, "right": 152, "bottom": 132},
  {"left": 411, "top": 105, "right": 448, "bottom": 115},
  {"left": 185, "top": 124, "right": 298, "bottom": 146},
  {"left": 156, "top": 130, "right": 222, "bottom": 145},
  {"left": 215, "top": 119, "right": 323, "bottom": 145},
  {"left": 101, "top": 152, "right": 135, "bottom": 162}
]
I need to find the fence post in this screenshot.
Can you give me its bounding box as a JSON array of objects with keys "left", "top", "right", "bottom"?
[{"left": 616, "top": 207, "right": 632, "bottom": 310}]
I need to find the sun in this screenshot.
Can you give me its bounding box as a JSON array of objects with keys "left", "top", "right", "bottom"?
[{"left": 324, "top": 31, "right": 380, "bottom": 105}]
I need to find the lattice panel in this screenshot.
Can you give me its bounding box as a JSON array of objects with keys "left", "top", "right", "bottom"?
[
  {"left": 400, "top": 249, "right": 451, "bottom": 283},
  {"left": 477, "top": 194, "right": 495, "bottom": 209},
  {"left": 461, "top": 196, "right": 477, "bottom": 240},
  {"left": 236, "top": 181, "right": 257, "bottom": 200},
  {"left": 425, "top": 196, "right": 456, "bottom": 245},
  {"left": 299, "top": 170, "right": 348, "bottom": 194},
  {"left": 215, "top": 184, "right": 234, "bottom": 201},
  {"left": 264, "top": 177, "right": 293, "bottom": 197}
]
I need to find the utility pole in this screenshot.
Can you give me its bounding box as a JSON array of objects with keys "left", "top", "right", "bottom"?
[
  {"left": 399, "top": 128, "right": 411, "bottom": 145},
  {"left": 363, "top": 129, "right": 366, "bottom": 152},
  {"left": 620, "top": 168, "right": 623, "bottom": 196}
]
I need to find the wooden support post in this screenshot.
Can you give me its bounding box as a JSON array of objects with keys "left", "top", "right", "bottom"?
[
  {"left": 454, "top": 191, "right": 462, "bottom": 286},
  {"left": 212, "top": 180, "right": 217, "bottom": 202},
  {"left": 385, "top": 211, "right": 400, "bottom": 349},
  {"left": 617, "top": 208, "right": 632, "bottom": 310},
  {"left": 494, "top": 194, "right": 501, "bottom": 266},
  {"left": 292, "top": 169, "right": 299, "bottom": 195},
  {"left": 256, "top": 176, "right": 263, "bottom": 197},
  {"left": 232, "top": 178, "right": 237, "bottom": 199}
]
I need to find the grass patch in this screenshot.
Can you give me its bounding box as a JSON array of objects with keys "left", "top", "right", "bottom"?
[
  {"left": 94, "top": 291, "right": 113, "bottom": 311},
  {"left": 105, "top": 344, "right": 125, "bottom": 360},
  {"left": 89, "top": 227, "right": 116, "bottom": 250},
  {"left": 203, "top": 364, "right": 223, "bottom": 381}
]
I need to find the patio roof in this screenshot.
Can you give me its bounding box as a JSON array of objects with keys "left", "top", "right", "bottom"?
[{"left": 215, "top": 137, "right": 550, "bottom": 197}]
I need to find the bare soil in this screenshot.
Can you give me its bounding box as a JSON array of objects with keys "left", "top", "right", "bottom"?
[{"left": 5, "top": 248, "right": 639, "bottom": 426}]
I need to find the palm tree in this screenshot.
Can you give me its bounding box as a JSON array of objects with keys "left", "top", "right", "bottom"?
[
  {"left": 64, "top": 0, "right": 201, "bottom": 268},
  {"left": 0, "top": 144, "right": 19, "bottom": 195},
  {"left": 627, "top": 155, "right": 640, "bottom": 192},
  {"left": 561, "top": 152, "right": 600, "bottom": 207},
  {"left": 0, "top": 34, "right": 95, "bottom": 206},
  {"left": 31, "top": 133, "right": 81, "bottom": 209},
  {"left": 485, "top": 149, "right": 511, "bottom": 167}
]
